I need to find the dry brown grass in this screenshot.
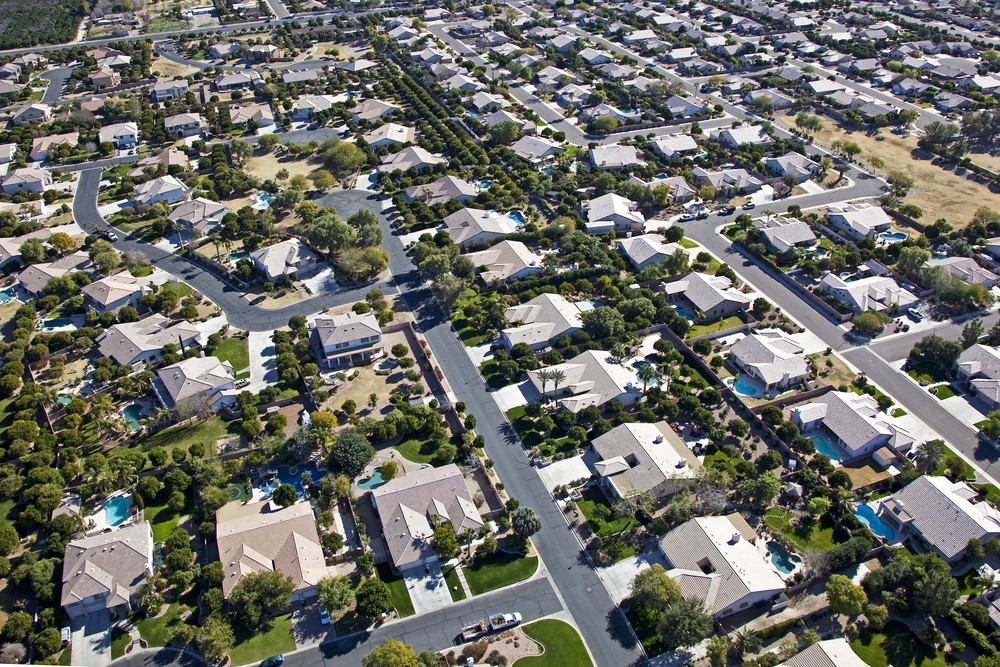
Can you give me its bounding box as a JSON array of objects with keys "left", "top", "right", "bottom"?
[
  {"left": 245, "top": 154, "right": 321, "bottom": 183},
  {"left": 811, "top": 352, "right": 857, "bottom": 389},
  {"left": 778, "top": 113, "right": 1000, "bottom": 228},
  {"left": 151, "top": 57, "right": 200, "bottom": 79},
  {"left": 841, "top": 459, "right": 891, "bottom": 490}
]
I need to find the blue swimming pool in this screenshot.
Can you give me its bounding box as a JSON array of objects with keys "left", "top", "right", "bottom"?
[
  {"left": 254, "top": 193, "right": 274, "bottom": 210},
  {"left": 855, "top": 504, "right": 896, "bottom": 540},
  {"left": 0, "top": 289, "right": 14, "bottom": 304},
  {"left": 357, "top": 468, "right": 385, "bottom": 490},
  {"left": 41, "top": 317, "right": 74, "bottom": 330},
  {"left": 878, "top": 231, "right": 907, "bottom": 243},
  {"left": 768, "top": 541, "right": 800, "bottom": 575},
  {"left": 105, "top": 495, "right": 130, "bottom": 527},
  {"left": 276, "top": 462, "right": 327, "bottom": 496},
  {"left": 122, "top": 404, "right": 144, "bottom": 431},
  {"left": 726, "top": 375, "right": 763, "bottom": 397},
  {"left": 57, "top": 395, "right": 72, "bottom": 405},
  {"left": 478, "top": 180, "right": 492, "bottom": 189},
  {"left": 229, "top": 251, "right": 250, "bottom": 263},
  {"left": 507, "top": 210, "right": 527, "bottom": 226},
  {"left": 808, "top": 429, "right": 844, "bottom": 462}
]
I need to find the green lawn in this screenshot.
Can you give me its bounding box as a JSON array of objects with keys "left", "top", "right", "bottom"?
[
  {"left": 516, "top": 620, "right": 594, "bottom": 667},
  {"left": 932, "top": 442, "right": 975, "bottom": 480},
  {"left": 212, "top": 337, "right": 250, "bottom": 373},
  {"left": 678, "top": 238, "right": 698, "bottom": 249},
  {"left": 851, "top": 621, "right": 951, "bottom": 667},
  {"left": 228, "top": 614, "right": 295, "bottom": 667},
  {"left": 111, "top": 627, "right": 130, "bottom": 660},
  {"left": 119, "top": 416, "right": 236, "bottom": 461},
  {"left": 973, "top": 483, "right": 1000, "bottom": 509},
  {"left": 463, "top": 551, "right": 538, "bottom": 596},
  {"left": 376, "top": 564, "right": 415, "bottom": 617},
  {"left": 58, "top": 647, "right": 73, "bottom": 665},
  {"left": 891, "top": 408, "right": 907, "bottom": 417},
  {"left": 577, "top": 487, "right": 637, "bottom": 538},
  {"left": 453, "top": 314, "right": 490, "bottom": 347},
  {"left": 930, "top": 384, "right": 957, "bottom": 400},
  {"left": 134, "top": 593, "right": 198, "bottom": 647},
  {"left": 130, "top": 265, "right": 154, "bottom": 277},
  {"left": 686, "top": 315, "right": 744, "bottom": 338},
  {"left": 0, "top": 396, "right": 17, "bottom": 441},
  {"left": 394, "top": 436, "right": 438, "bottom": 464},
  {"left": 442, "top": 564, "right": 466, "bottom": 602},
  {"left": 505, "top": 406, "right": 578, "bottom": 458},
  {"left": 905, "top": 360, "right": 948, "bottom": 385},
  {"left": 764, "top": 508, "right": 836, "bottom": 551}
]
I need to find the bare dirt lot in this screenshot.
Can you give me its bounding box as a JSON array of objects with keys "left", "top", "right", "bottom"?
[
  {"left": 778, "top": 113, "right": 1000, "bottom": 227},
  {"left": 152, "top": 56, "right": 200, "bottom": 79},
  {"left": 245, "top": 154, "right": 322, "bottom": 183}
]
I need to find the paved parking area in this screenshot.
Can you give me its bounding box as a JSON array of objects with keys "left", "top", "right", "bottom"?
[
  {"left": 594, "top": 550, "right": 669, "bottom": 605},
  {"left": 71, "top": 610, "right": 111, "bottom": 667},
  {"left": 404, "top": 561, "right": 453, "bottom": 614},
  {"left": 535, "top": 451, "right": 597, "bottom": 494}
]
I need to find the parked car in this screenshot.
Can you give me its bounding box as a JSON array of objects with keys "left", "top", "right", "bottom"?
[
  {"left": 319, "top": 607, "right": 330, "bottom": 625},
  {"left": 678, "top": 213, "right": 696, "bottom": 222},
  {"left": 742, "top": 202, "right": 756, "bottom": 210},
  {"left": 105, "top": 231, "right": 119, "bottom": 242},
  {"left": 718, "top": 206, "right": 736, "bottom": 215},
  {"left": 696, "top": 210, "right": 710, "bottom": 220},
  {"left": 261, "top": 657, "right": 284, "bottom": 667},
  {"left": 908, "top": 309, "right": 923, "bottom": 322}
]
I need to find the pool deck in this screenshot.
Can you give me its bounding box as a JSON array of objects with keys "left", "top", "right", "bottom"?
[{"left": 85, "top": 491, "right": 132, "bottom": 535}]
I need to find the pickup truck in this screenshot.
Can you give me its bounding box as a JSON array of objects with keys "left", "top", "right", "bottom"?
[{"left": 460, "top": 612, "right": 522, "bottom": 641}]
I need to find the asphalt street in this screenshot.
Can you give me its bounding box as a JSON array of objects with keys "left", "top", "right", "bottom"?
[{"left": 39, "top": 67, "right": 73, "bottom": 105}]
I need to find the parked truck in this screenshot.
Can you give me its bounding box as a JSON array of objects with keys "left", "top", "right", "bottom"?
[{"left": 460, "top": 612, "right": 522, "bottom": 641}]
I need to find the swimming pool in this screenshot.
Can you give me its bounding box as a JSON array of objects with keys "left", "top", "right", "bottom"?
[
  {"left": 631, "top": 360, "right": 661, "bottom": 387},
  {"left": 276, "top": 462, "right": 327, "bottom": 496},
  {"left": 507, "top": 210, "right": 527, "bottom": 226},
  {"left": 253, "top": 193, "right": 275, "bottom": 210},
  {"left": 878, "top": 231, "right": 907, "bottom": 243},
  {"left": 229, "top": 251, "right": 250, "bottom": 263},
  {"left": 811, "top": 247, "right": 829, "bottom": 258},
  {"left": 768, "top": 541, "right": 801, "bottom": 575},
  {"left": 0, "top": 289, "right": 14, "bottom": 304},
  {"left": 855, "top": 504, "right": 896, "bottom": 540},
  {"left": 57, "top": 395, "right": 72, "bottom": 405},
  {"left": 105, "top": 494, "right": 130, "bottom": 527},
  {"left": 726, "top": 375, "right": 764, "bottom": 398},
  {"left": 357, "top": 468, "right": 385, "bottom": 490},
  {"left": 478, "top": 180, "right": 492, "bottom": 189},
  {"left": 808, "top": 429, "right": 844, "bottom": 462},
  {"left": 41, "top": 317, "right": 75, "bottom": 331},
  {"left": 122, "top": 404, "right": 144, "bottom": 431}
]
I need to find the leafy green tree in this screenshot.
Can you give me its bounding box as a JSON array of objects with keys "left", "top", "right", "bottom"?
[
  {"left": 826, "top": 574, "right": 867, "bottom": 617},
  {"left": 851, "top": 311, "right": 889, "bottom": 338},
  {"left": 272, "top": 483, "right": 297, "bottom": 507},
  {"left": 659, "top": 598, "right": 713, "bottom": 650},
  {"left": 355, "top": 577, "right": 392, "bottom": 620},
  {"left": 317, "top": 575, "right": 353, "bottom": 612},
  {"left": 228, "top": 571, "right": 295, "bottom": 630},
  {"left": 511, "top": 506, "right": 541, "bottom": 540},
  {"left": 329, "top": 429, "right": 375, "bottom": 479},
  {"left": 196, "top": 616, "right": 234, "bottom": 662},
  {"left": 1, "top": 612, "right": 30, "bottom": 641},
  {"left": 433, "top": 522, "right": 460, "bottom": 560},
  {"left": 363, "top": 638, "right": 420, "bottom": 667}
]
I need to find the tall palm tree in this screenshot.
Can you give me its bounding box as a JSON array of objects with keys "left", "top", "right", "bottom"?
[
  {"left": 636, "top": 363, "right": 660, "bottom": 396},
  {"left": 550, "top": 369, "right": 566, "bottom": 401},
  {"left": 732, "top": 629, "right": 762, "bottom": 660},
  {"left": 89, "top": 393, "right": 115, "bottom": 420},
  {"left": 914, "top": 440, "right": 945, "bottom": 472},
  {"left": 611, "top": 342, "right": 627, "bottom": 363},
  {"left": 537, "top": 369, "right": 555, "bottom": 402}
]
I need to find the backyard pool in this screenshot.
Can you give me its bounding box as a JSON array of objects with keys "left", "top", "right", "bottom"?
[
  {"left": 104, "top": 494, "right": 131, "bottom": 527},
  {"left": 478, "top": 180, "right": 492, "bottom": 189},
  {"left": 229, "top": 251, "right": 250, "bottom": 263},
  {"left": 768, "top": 541, "right": 801, "bottom": 575},
  {"left": 811, "top": 247, "right": 829, "bottom": 258},
  {"left": 41, "top": 317, "right": 75, "bottom": 331},
  {"left": 507, "top": 210, "right": 527, "bottom": 226},
  {"left": 878, "top": 231, "right": 908, "bottom": 244},
  {"left": 725, "top": 375, "right": 764, "bottom": 398},
  {"left": 0, "top": 288, "right": 15, "bottom": 304},
  {"left": 122, "top": 404, "right": 144, "bottom": 431},
  {"left": 276, "top": 462, "right": 327, "bottom": 496},
  {"left": 57, "top": 395, "right": 72, "bottom": 405},
  {"left": 855, "top": 504, "right": 896, "bottom": 540},
  {"left": 357, "top": 468, "right": 385, "bottom": 490},
  {"left": 253, "top": 193, "right": 275, "bottom": 210},
  {"left": 808, "top": 429, "right": 844, "bottom": 462}
]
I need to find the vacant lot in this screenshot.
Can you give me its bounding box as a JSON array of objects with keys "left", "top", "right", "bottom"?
[
  {"left": 152, "top": 56, "right": 200, "bottom": 79},
  {"left": 246, "top": 154, "right": 321, "bottom": 182},
  {"left": 778, "top": 113, "right": 1000, "bottom": 228}
]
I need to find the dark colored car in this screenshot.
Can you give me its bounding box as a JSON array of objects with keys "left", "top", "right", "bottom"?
[
  {"left": 718, "top": 206, "right": 736, "bottom": 215},
  {"left": 261, "top": 656, "right": 284, "bottom": 667}
]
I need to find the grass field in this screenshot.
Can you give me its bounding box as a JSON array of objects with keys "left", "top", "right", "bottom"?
[
  {"left": 376, "top": 564, "right": 415, "bottom": 617},
  {"left": 144, "top": 493, "right": 188, "bottom": 543},
  {"left": 134, "top": 591, "right": 198, "bottom": 647},
  {"left": 764, "top": 507, "right": 836, "bottom": 551},
  {"left": 463, "top": 551, "right": 538, "bottom": 596},
  {"left": 394, "top": 436, "right": 438, "bottom": 464},
  {"left": 850, "top": 621, "right": 951, "bottom": 667},
  {"left": 442, "top": 564, "right": 466, "bottom": 602},
  {"left": 117, "top": 416, "right": 236, "bottom": 462},
  {"left": 212, "top": 337, "right": 250, "bottom": 374},
  {"left": 515, "top": 620, "right": 594, "bottom": 667},
  {"left": 930, "top": 384, "right": 957, "bottom": 400},
  {"left": 228, "top": 615, "right": 295, "bottom": 666},
  {"left": 111, "top": 627, "right": 130, "bottom": 660},
  {"left": 687, "top": 315, "right": 744, "bottom": 338}
]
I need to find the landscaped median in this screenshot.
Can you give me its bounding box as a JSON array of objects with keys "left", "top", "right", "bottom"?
[
  {"left": 463, "top": 550, "right": 538, "bottom": 596},
  {"left": 515, "top": 619, "right": 594, "bottom": 667}
]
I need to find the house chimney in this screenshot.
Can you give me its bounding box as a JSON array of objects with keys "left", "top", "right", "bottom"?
[{"left": 729, "top": 532, "right": 741, "bottom": 544}]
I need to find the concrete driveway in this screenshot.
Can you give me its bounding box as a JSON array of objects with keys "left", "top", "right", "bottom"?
[
  {"left": 247, "top": 330, "right": 278, "bottom": 391},
  {"left": 71, "top": 610, "right": 112, "bottom": 667},
  {"left": 403, "top": 561, "right": 453, "bottom": 614}
]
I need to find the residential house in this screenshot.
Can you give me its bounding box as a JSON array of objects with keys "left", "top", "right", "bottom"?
[
  {"left": 957, "top": 344, "right": 1000, "bottom": 409},
  {"left": 935, "top": 91, "right": 972, "bottom": 112},
  {"left": 310, "top": 310, "right": 383, "bottom": 369},
  {"left": 377, "top": 146, "right": 444, "bottom": 173},
  {"left": 469, "top": 92, "right": 507, "bottom": 114},
  {"left": 555, "top": 84, "right": 592, "bottom": 107},
  {"left": 510, "top": 136, "right": 565, "bottom": 164},
  {"left": 819, "top": 273, "right": 917, "bottom": 313},
  {"left": 525, "top": 350, "right": 642, "bottom": 412},
  {"left": 90, "top": 67, "right": 119, "bottom": 90},
  {"left": 648, "top": 134, "right": 699, "bottom": 161},
  {"left": 692, "top": 167, "right": 763, "bottom": 197},
  {"left": 208, "top": 41, "right": 241, "bottom": 59},
  {"left": 213, "top": 71, "right": 262, "bottom": 92},
  {"left": 250, "top": 238, "right": 320, "bottom": 282},
  {"left": 892, "top": 78, "right": 933, "bottom": 96},
  {"left": 804, "top": 79, "right": 847, "bottom": 95},
  {"left": 98, "top": 122, "right": 139, "bottom": 149},
  {"left": 931, "top": 257, "right": 997, "bottom": 288},
  {"left": 128, "top": 147, "right": 190, "bottom": 178},
  {"left": 151, "top": 78, "right": 189, "bottom": 102},
  {"left": 581, "top": 104, "right": 640, "bottom": 124},
  {"left": 0, "top": 144, "right": 16, "bottom": 164},
  {"left": 282, "top": 69, "right": 321, "bottom": 85},
  {"left": 745, "top": 88, "right": 796, "bottom": 110},
  {"left": 825, "top": 203, "right": 892, "bottom": 240},
  {"left": 168, "top": 198, "right": 230, "bottom": 235},
  {"left": 403, "top": 175, "right": 477, "bottom": 207},
  {"left": 778, "top": 639, "right": 868, "bottom": 667},
  {"left": 791, "top": 390, "right": 914, "bottom": 461},
  {"left": 164, "top": 113, "right": 206, "bottom": 138},
  {"left": 597, "top": 63, "right": 636, "bottom": 80},
  {"left": 549, "top": 34, "right": 577, "bottom": 53},
  {"left": 443, "top": 73, "right": 484, "bottom": 92},
  {"left": 12, "top": 103, "right": 51, "bottom": 125},
  {"left": 246, "top": 44, "right": 278, "bottom": 63},
  {"left": 363, "top": 123, "right": 415, "bottom": 148},
  {"left": 766, "top": 152, "right": 820, "bottom": 183},
  {"left": 228, "top": 103, "right": 275, "bottom": 127},
  {"left": 880, "top": 475, "right": 1000, "bottom": 563},
  {"left": 753, "top": 217, "right": 817, "bottom": 254},
  {"left": 535, "top": 66, "right": 577, "bottom": 90},
  {"left": 618, "top": 234, "right": 684, "bottom": 271},
  {"left": 482, "top": 109, "right": 535, "bottom": 135},
  {"left": 585, "top": 193, "right": 645, "bottom": 234},
  {"left": 622, "top": 29, "right": 657, "bottom": 45},
  {"left": 711, "top": 125, "right": 772, "bottom": 148},
  {"left": 630, "top": 175, "right": 696, "bottom": 204},
  {"left": 579, "top": 47, "right": 611, "bottom": 65},
  {"left": 588, "top": 145, "right": 642, "bottom": 171},
  {"left": 663, "top": 272, "right": 750, "bottom": 322},
  {"left": 501, "top": 293, "right": 586, "bottom": 351},
  {"left": 658, "top": 515, "right": 786, "bottom": 618},
  {"left": 729, "top": 329, "right": 810, "bottom": 391},
  {"left": 216, "top": 501, "right": 324, "bottom": 600},
  {"left": 371, "top": 464, "right": 484, "bottom": 573},
  {"left": 442, "top": 208, "right": 518, "bottom": 246},
  {"left": 16, "top": 251, "right": 90, "bottom": 297},
  {"left": 593, "top": 422, "right": 700, "bottom": 501},
  {"left": 1, "top": 168, "right": 51, "bottom": 195},
  {"left": 0, "top": 80, "right": 22, "bottom": 97},
  {"left": 291, "top": 94, "right": 346, "bottom": 121},
  {"left": 61, "top": 523, "right": 153, "bottom": 620},
  {"left": 156, "top": 356, "right": 235, "bottom": 410},
  {"left": 29, "top": 132, "right": 78, "bottom": 162},
  {"left": 97, "top": 314, "right": 201, "bottom": 366},
  {"left": 464, "top": 240, "right": 543, "bottom": 284},
  {"left": 81, "top": 271, "right": 152, "bottom": 313},
  {"left": 351, "top": 99, "right": 401, "bottom": 123},
  {"left": 665, "top": 95, "right": 705, "bottom": 117},
  {"left": 134, "top": 175, "right": 190, "bottom": 206}
]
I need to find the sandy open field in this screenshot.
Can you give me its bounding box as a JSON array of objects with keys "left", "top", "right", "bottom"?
[
  {"left": 152, "top": 56, "right": 200, "bottom": 79},
  {"left": 778, "top": 113, "right": 1000, "bottom": 227},
  {"left": 246, "top": 154, "right": 322, "bottom": 182}
]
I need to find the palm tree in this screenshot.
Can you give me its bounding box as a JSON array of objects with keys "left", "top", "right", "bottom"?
[
  {"left": 89, "top": 393, "right": 115, "bottom": 420},
  {"left": 109, "top": 457, "right": 138, "bottom": 491},
  {"left": 549, "top": 369, "right": 566, "bottom": 402},
  {"left": 732, "top": 629, "right": 762, "bottom": 660},
  {"left": 208, "top": 231, "right": 222, "bottom": 261},
  {"left": 914, "top": 440, "right": 945, "bottom": 472},
  {"left": 636, "top": 363, "right": 660, "bottom": 396},
  {"left": 537, "top": 369, "right": 555, "bottom": 402},
  {"left": 461, "top": 528, "right": 477, "bottom": 561},
  {"left": 611, "top": 342, "right": 627, "bottom": 363}
]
